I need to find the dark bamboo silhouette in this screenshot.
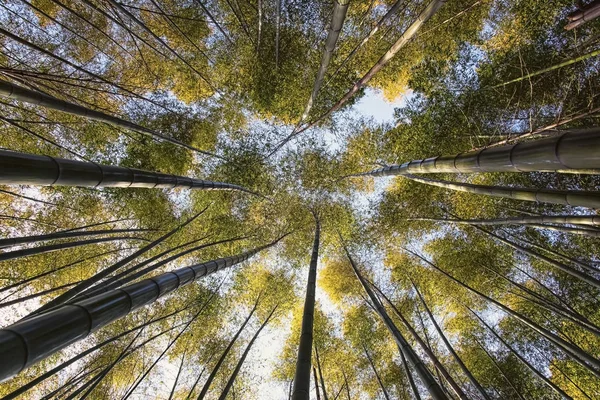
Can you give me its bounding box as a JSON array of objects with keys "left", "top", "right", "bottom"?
[
  {"left": 408, "top": 250, "right": 600, "bottom": 377},
  {"left": 0, "top": 228, "right": 151, "bottom": 249},
  {"left": 370, "top": 281, "right": 467, "bottom": 399},
  {"left": 0, "top": 236, "right": 145, "bottom": 262},
  {"left": 341, "top": 242, "right": 448, "bottom": 400},
  {"left": 291, "top": 217, "right": 320, "bottom": 400},
  {"left": 412, "top": 281, "right": 492, "bottom": 400},
  {"left": 363, "top": 345, "right": 391, "bottom": 400},
  {"left": 399, "top": 348, "right": 421, "bottom": 400},
  {"left": 198, "top": 298, "right": 259, "bottom": 399},
  {"left": 0, "top": 236, "right": 284, "bottom": 381},
  {"left": 468, "top": 307, "right": 573, "bottom": 399},
  {"left": 218, "top": 305, "right": 278, "bottom": 400},
  {"left": 315, "top": 345, "right": 329, "bottom": 400},
  {"left": 314, "top": 367, "right": 322, "bottom": 400}
]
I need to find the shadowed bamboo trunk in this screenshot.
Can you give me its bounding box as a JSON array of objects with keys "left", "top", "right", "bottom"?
[
  {"left": 401, "top": 174, "right": 600, "bottom": 209},
  {"left": 355, "top": 128, "right": 600, "bottom": 176},
  {"left": 0, "top": 236, "right": 145, "bottom": 262},
  {"left": 468, "top": 307, "right": 572, "bottom": 399},
  {"left": 168, "top": 352, "right": 186, "bottom": 400},
  {"left": 198, "top": 298, "right": 260, "bottom": 399},
  {"left": 0, "top": 149, "right": 254, "bottom": 193},
  {"left": 186, "top": 354, "right": 215, "bottom": 399},
  {"left": 474, "top": 226, "right": 600, "bottom": 288},
  {"left": 291, "top": 217, "right": 320, "bottom": 400},
  {"left": 314, "top": 367, "right": 322, "bottom": 400},
  {"left": 407, "top": 250, "right": 600, "bottom": 377},
  {"left": 363, "top": 345, "right": 391, "bottom": 400},
  {"left": 0, "top": 228, "right": 152, "bottom": 249},
  {"left": 370, "top": 281, "right": 467, "bottom": 399},
  {"left": 341, "top": 242, "right": 448, "bottom": 400},
  {"left": 412, "top": 281, "right": 492, "bottom": 400},
  {"left": 218, "top": 305, "right": 277, "bottom": 400},
  {"left": 315, "top": 345, "right": 328, "bottom": 400},
  {"left": 0, "top": 80, "right": 218, "bottom": 157},
  {"left": 0, "top": 236, "right": 285, "bottom": 381},
  {"left": 399, "top": 348, "right": 421, "bottom": 400}
]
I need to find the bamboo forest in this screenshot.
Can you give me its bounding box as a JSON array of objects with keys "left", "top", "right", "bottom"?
[{"left": 1, "top": 0, "right": 600, "bottom": 398}]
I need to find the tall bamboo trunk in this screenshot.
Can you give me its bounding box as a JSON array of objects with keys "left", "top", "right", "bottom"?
[
  {"left": 409, "top": 250, "right": 600, "bottom": 377},
  {"left": 363, "top": 345, "right": 391, "bottom": 400},
  {"left": 298, "top": 0, "right": 349, "bottom": 123},
  {"left": 399, "top": 347, "right": 421, "bottom": 400},
  {"left": 324, "top": 0, "right": 407, "bottom": 89},
  {"left": 218, "top": 305, "right": 277, "bottom": 400},
  {"left": 468, "top": 308, "right": 573, "bottom": 399},
  {"left": 474, "top": 226, "right": 600, "bottom": 289},
  {"left": 291, "top": 218, "right": 320, "bottom": 400},
  {"left": 0, "top": 236, "right": 144, "bottom": 262},
  {"left": 198, "top": 298, "right": 259, "bottom": 399},
  {"left": 314, "top": 367, "right": 322, "bottom": 400},
  {"left": 0, "top": 80, "right": 217, "bottom": 157},
  {"left": 314, "top": 345, "right": 329, "bottom": 400},
  {"left": 401, "top": 174, "right": 600, "bottom": 209},
  {"left": 290, "top": 0, "right": 446, "bottom": 139},
  {"left": 356, "top": 128, "right": 600, "bottom": 176},
  {"left": 412, "top": 281, "right": 492, "bottom": 400},
  {"left": 168, "top": 352, "right": 186, "bottom": 400},
  {"left": 370, "top": 281, "right": 467, "bottom": 399},
  {"left": 74, "top": 235, "right": 247, "bottom": 302},
  {"left": 0, "top": 228, "right": 152, "bottom": 249},
  {"left": 33, "top": 211, "right": 206, "bottom": 314},
  {"left": 341, "top": 242, "right": 448, "bottom": 400},
  {"left": 3, "top": 304, "right": 191, "bottom": 400},
  {"left": 0, "top": 236, "right": 284, "bottom": 381},
  {"left": 0, "top": 149, "right": 253, "bottom": 193},
  {"left": 410, "top": 215, "right": 600, "bottom": 227}
]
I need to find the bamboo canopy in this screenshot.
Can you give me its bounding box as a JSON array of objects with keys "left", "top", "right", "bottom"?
[{"left": 0, "top": 237, "right": 282, "bottom": 381}]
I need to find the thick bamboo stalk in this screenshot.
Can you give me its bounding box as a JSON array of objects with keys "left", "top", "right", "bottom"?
[
  {"left": 399, "top": 348, "right": 422, "bottom": 400},
  {"left": 0, "top": 149, "right": 252, "bottom": 193},
  {"left": 566, "top": 1, "right": 600, "bottom": 30},
  {"left": 292, "top": 218, "right": 321, "bottom": 400},
  {"left": 218, "top": 306, "right": 277, "bottom": 400},
  {"left": 357, "top": 128, "right": 600, "bottom": 176},
  {"left": 402, "top": 174, "right": 600, "bottom": 209},
  {"left": 0, "top": 304, "right": 191, "bottom": 399},
  {"left": 0, "top": 80, "right": 220, "bottom": 158},
  {"left": 198, "top": 299, "right": 259, "bottom": 399},
  {"left": 342, "top": 243, "right": 448, "bottom": 400},
  {"left": 0, "top": 237, "right": 283, "bottom": 381}
]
